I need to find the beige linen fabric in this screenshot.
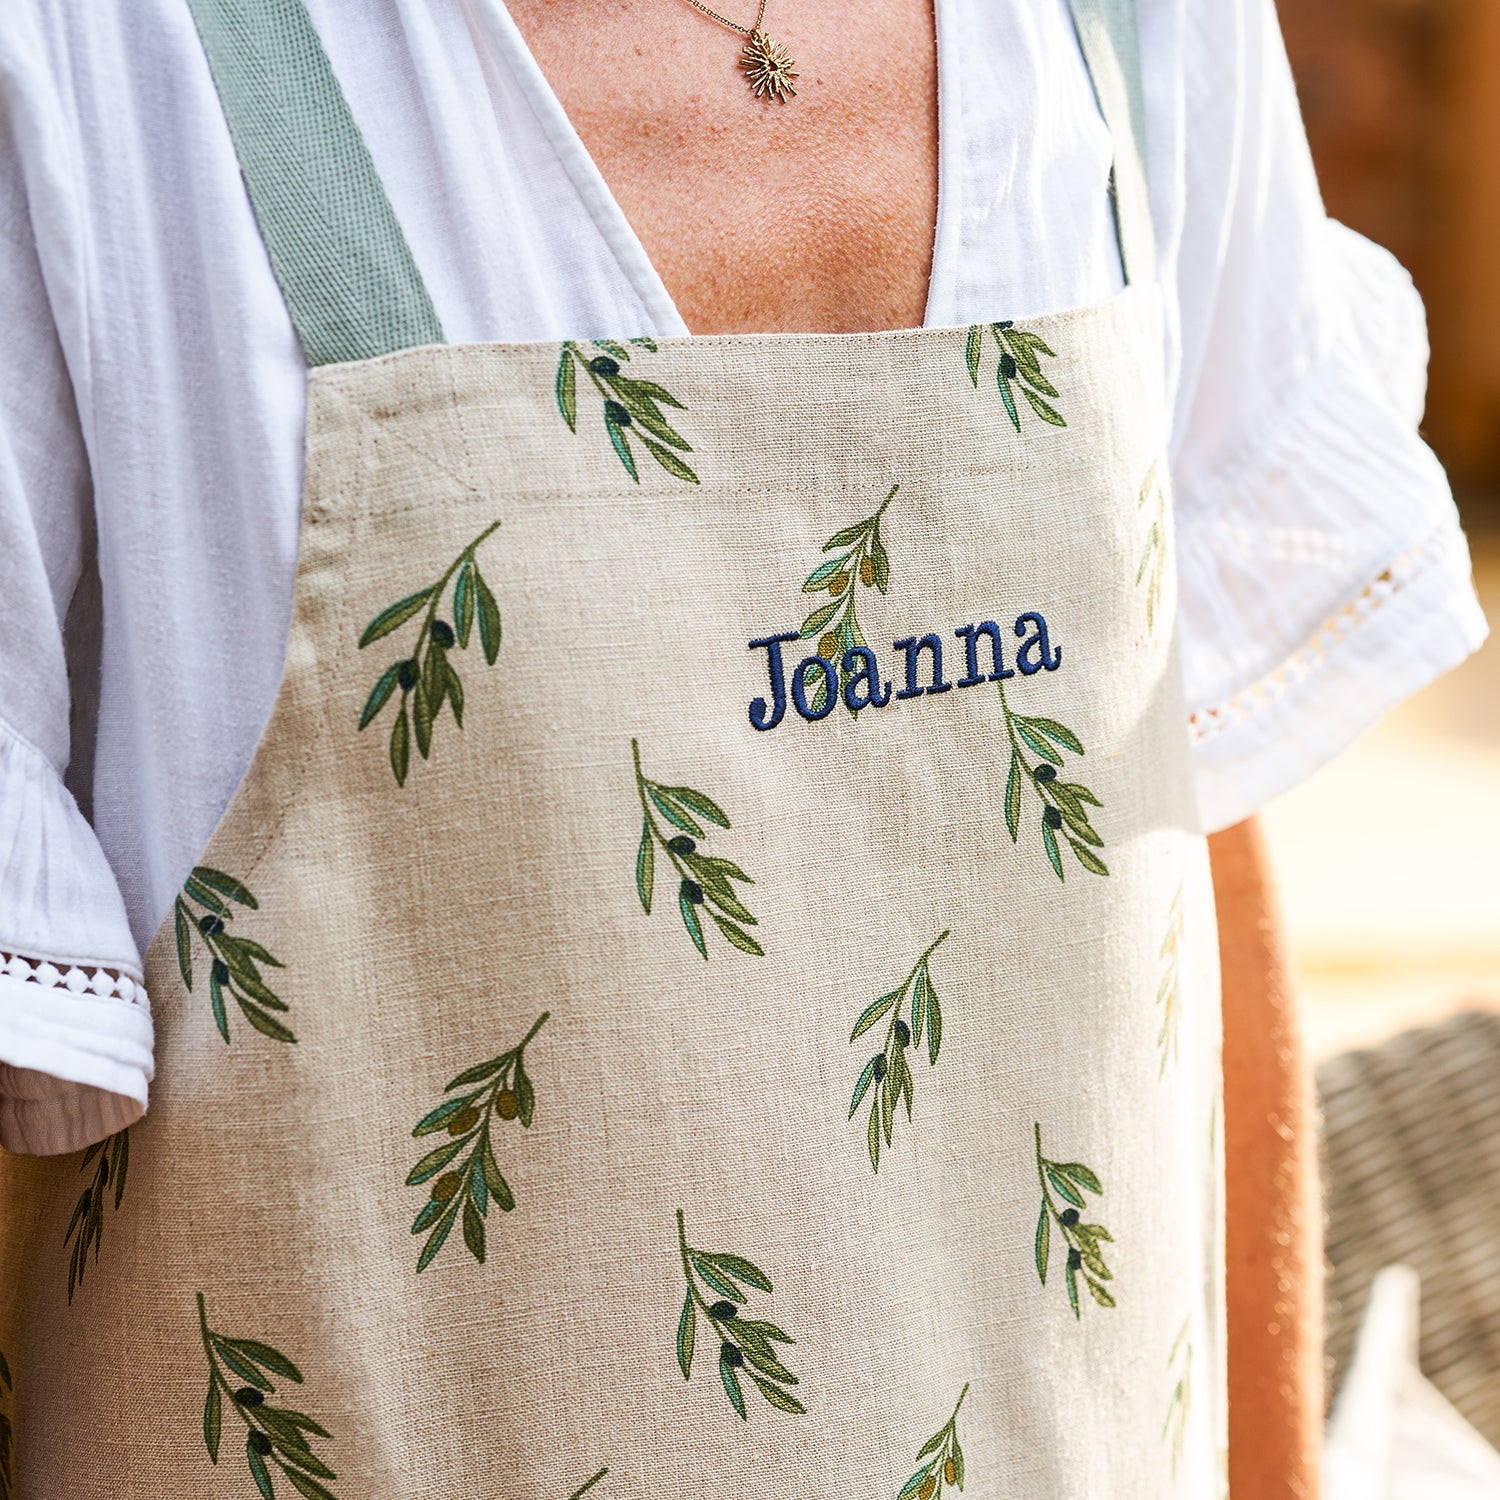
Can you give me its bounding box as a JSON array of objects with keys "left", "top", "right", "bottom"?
[{"left": 0, "top": 286, "right": 1224, "bottom": 1498}]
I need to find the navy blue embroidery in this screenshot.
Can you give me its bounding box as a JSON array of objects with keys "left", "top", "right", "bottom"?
[
  {"left": 747, "top": 631, "right": 802, "bottom": 731},
  {"left": 954, "top": 621, "right": 1015, "bottom": 686},
  {"left": 791, "top": 656, "right": 839, "bottom": 721},
  {"left": 1015, "top": 612, "right": 1062, "bottom": 674},
  {"left": 893, "top": 635, "right": 955, "bottom": 700},
  {"left": 749, "top": 613, "right": 1062, "bottom": 729},
  {"left": 841, "top": 647, "right": 892, "bottom": 713}
]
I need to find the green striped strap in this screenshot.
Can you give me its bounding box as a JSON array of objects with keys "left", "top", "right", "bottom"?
[
  {"left": 185, "top": 0, "right": 444, "bottom": 367},
  {"left": 1066, "top": 0, "right": 1156, "bottom": 286}
]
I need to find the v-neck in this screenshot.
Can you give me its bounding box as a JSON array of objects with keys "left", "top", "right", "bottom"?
[{"left": 460, "top": 0, "right": 958, "bottom": 337}]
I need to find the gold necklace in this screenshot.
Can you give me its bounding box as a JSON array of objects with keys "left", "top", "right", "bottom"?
[{"left": 680, "top": 0, "right": 800, "bottom": 103}]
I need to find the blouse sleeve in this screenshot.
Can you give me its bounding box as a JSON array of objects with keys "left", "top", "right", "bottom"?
[
  {"left": 0, "top": 68, "right": 153, "bottom": 1155},
  {"left": 1168, "top": 0, "right": 1488, "bottom": 834}
]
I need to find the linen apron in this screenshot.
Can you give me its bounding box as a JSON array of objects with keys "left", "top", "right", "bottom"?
[{"left": 0, "top": 2, "right": 1228, "bottom": 1495}]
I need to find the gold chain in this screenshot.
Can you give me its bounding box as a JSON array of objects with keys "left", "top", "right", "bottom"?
[
  {"left": 679, "top": 0, "right": 768, "bottom": 37},
  {"left": 677, "top": 0, "right": 798, "bottom": 104}
]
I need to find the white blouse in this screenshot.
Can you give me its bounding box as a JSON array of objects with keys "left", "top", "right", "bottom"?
[{"left": 0, "top": 0, "right": 1486, "bottom": 1155}]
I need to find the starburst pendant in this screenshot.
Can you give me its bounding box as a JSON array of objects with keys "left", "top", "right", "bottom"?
[{"left": 739, "top": 29, "right": 799, "bottom": 102}]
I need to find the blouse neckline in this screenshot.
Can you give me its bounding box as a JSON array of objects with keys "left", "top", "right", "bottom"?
[{"left": 461, "top": 0, "right": 958, "bottom": 336}]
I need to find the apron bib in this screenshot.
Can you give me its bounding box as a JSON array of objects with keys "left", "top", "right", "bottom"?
[{"left": 0, "top": 2, "right": 1227, "bottom": 1495}]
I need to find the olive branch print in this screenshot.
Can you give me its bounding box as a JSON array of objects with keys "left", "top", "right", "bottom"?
[
  {"left": 0, "top": 1347, "right": 12, "bottom": 1500},
  {"left": 898, "top": 1383, "right": 969, "bottom": 1499},
  {"left": 1164, "top": 1319, "right": 1192, "bottom": 1478},
  {"left": 555, "top": 338, "right": 698, "bottom": 484},
  {"left": 63, "top": 1128, "right": 129, "bottom": 1302},
  {"left": 848, "top": 930, "right": 951, "bottom": 1172},
  {"left": 175, "top": 867, "right": 292, "bottom": 1044},
  {"left": 1033, "top": 1124, "right": 1115, "bottom": 1318},
  {"left": 797, "top": 484, "right": 898, "bottom": 713},
  {"left": 632, "top": 740, "right": 762, "bottom": 958},
  {"left": 197, "top": 1294, "right": 338, "bottom": 1500},
  {"left": 406, "top": 1012, "right": 549, "bottom": 1273},
  {"left": 998, "top": 683, "right": 1107, "bottom": 880},
  {"left": 1137, "top": 462, "right": 1167, "bottom": 632},
  {"left": 569, "top": 1470, "right": 609, "bottom": 1500},
  {"left": 357, "top": 521, "right": 503, "bottom": 787},
  {"left": 674, "top": 1210, "right": 804, "bottom": 1420},
  {"left": 965, "top": 322, "right": 1066, "bottom": 431},
  {"left": 1157, "top": 886, "right": 1184, "bottom": 1076}
]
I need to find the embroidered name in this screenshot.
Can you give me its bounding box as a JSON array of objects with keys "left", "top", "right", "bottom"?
[{"left": 748, "top": 612, "right": 1061, "bottom": 730}]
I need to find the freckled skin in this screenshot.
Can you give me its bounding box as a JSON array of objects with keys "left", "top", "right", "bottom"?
[{"left": 504, "top": 0, "right": 939, "bottom": 335}]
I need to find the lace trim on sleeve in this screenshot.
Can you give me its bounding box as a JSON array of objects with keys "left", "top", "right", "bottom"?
[
  {"left": 1186, "top": 516, "right": 1487, "bottom": 832},
  {"left": 0, "top": 951, "right": 148, "bottom": 1008},
  {"left": 0, "top": 955, "right": 154, "bottom": 1155},
  {"left": 1188, "top": 522, "right": 1447, "bottom": 745}
]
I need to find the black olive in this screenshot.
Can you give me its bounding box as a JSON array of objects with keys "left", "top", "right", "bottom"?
[
  {"left": 720, "top": 1342, "right": 744, "bottom": 1368},
  {"left": 198, "top": 914, "right": 225, "bottom": 936},
  {"left": 1060, "top": 1208, "right": 1080, "bottom": 1227},
  {"left": 430, "top": 620, "right": 455, "bottom": 648},
  {"left": 589, "top": 356, "right": 620, "bottom": 377},
  {"left": 604, "top": 400, "right": 631, "bottom": 427},
  {"left": 234, "top": 1387, "right": 265, "bottom": 1407},
  {"left": 212, "top": 959, "right": 230, "bottom": 986},
  {"left": 668, "top": 835, "right": 696, "bottom": 856},
  {"left": 1000, "top": 353, "right": 1018, "bottom": 379},
  {"left": 1066, "top": 1248, "right": 1082, "bottom": 1270},
  {"left": 709, "top": 1301, "right": 738, "bottom": 1320},
  {"left": 249, "top": 1431, "right": 273, "bottom": 1455},
  {"left": 872, "top": 1054, "right": 887, "bottom": 1081},
  {"left": 397, "top": 658, "right": 419, "bottom": 690},
  {"left": 681, "top": 879, "right": 704, "bottom": 905},
  {"left": 1043, "top": 806, "right": 1064, "bottom": 830},
  {"left": 894, "top": 1021, "right": 911, "bottom": 1047},
  {"left": 1034, "top": 764, "right": 1057, "bottom": 783}
]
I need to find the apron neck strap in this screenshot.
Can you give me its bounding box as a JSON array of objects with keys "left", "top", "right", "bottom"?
[
  {"left": 1066, "top": 0, "right": 1156, "bottom": 286},
  {"left": 186, "top": 0, "right": 445, "bottom": 367}
]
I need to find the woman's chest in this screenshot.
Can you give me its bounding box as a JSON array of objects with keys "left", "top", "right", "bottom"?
[{"left": 503, "top": 0, "right": 941, "bottom": 333}]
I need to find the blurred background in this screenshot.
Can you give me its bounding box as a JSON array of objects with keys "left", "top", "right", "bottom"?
[
  {"left": 1276, "top": 0, "right": 1499, "bottom": 1049},
  {"left": 1272, "top": 0, "right": 1500, "bottom": 1476}
]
